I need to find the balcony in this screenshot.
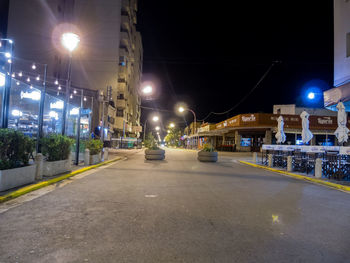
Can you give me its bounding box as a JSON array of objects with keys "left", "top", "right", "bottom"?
[
  {"left": 117, "top": 82, "right": 126, "bottom": 93},
  {"left": 120, "top": 31, "right": 129, "bottom": 47},
  {"left": 122, "top": 0, "right": 130, "bottom": 14},
  {"left": 121, "top": 15, "right": 130, "bottom": 31},
  {"left": 118, "top": 65, "right": 127, "bottom": 79},
  {"left": 119, "top": 47, "right": 128, "bottom": 57},
  {"left": 116, "top": 98, "right": 126, "bottom": 108},
  {"left": 115, "top": 117, "right": 125, "bottom": 130}
]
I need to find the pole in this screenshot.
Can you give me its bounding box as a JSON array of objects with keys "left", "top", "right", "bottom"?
[
  {"left": 75, "top": 89, "right": 83, "bottom": 165},
  {"left": 189, "top": 109, "right": 197, "bottom": 149},
  {"left": 62, "top": 54, "right": 72, "bottom": 135},
  {"left": 1, "top": 42, "right": 13, "bottom": 128},
  {"left": 36, "top": 64, "right": 48, "bottom": 153},
  {"left": 101, "top": 98, "right": 105, "bottom": 142},
  {"left": 143, "top": 119, "right": 148, "bottom": 141}
]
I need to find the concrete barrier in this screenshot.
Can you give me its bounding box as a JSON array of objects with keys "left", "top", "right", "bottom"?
[
  {"left": 315, "top": 158, "right": 322, "bottom": 179},
  {"left": 268, "top": 154, "right": 273, "bottom": 167},
  {"left": 35, "top": 153, "right": 43, "bottom": 180},
  {"left": 287, "top": 156, "right": 293, "bottom": 172},
  {"left": 84, "top": 149, "right": 90, "bottom": 165},
  {"left": 252, "top": 152, "right": 258, "bottom": 164},
  {"left": 103, "top": 148, "right": 109, "bottom": 161}
]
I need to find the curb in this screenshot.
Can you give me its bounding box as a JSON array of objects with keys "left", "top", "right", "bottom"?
[
  {"left": 239, "top": 160, "right": 350, "bottom": 193},
  {"left": 0, "top": 157, "right": 122, "bottom": 204}
]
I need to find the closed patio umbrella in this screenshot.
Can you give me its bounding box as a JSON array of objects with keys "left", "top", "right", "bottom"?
[
  {"left": 300, "top": 111, "right": 313, "bottom": 144},
  {"left": 275, "top": 115, "right": 286, "bottom": 144},
  {"left": 334, "top": 102, "right": 349, "bottom": 145}
]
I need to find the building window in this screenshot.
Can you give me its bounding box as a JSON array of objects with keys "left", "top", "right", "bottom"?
[
  {"left": 347, "top": 32, "right": 350, "bottom": 58},
  {"left": 119, "top": 56, "right": 126, "bottom": 66},
  {"left": 117, "top": 109, "right": 124, "bottom": 117},
  {"left": 117, "top": 93, "right": 124, "bottom": 99}
]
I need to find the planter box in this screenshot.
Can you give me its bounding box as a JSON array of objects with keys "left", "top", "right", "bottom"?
[
  {"left": 90, "top": 153, "right": 102, "bottom": 165},
  {"left": 0, "top": 164, "right": 36, "bottom": 192},
  {"left": 198, "top": 151, "right": 218, "bottom": 162},
  {"left": 145, "top": 149, "right": 165, "bottom": 160},
  {"left": 42, "top": 159, "right": 72, "bottom": 177}
]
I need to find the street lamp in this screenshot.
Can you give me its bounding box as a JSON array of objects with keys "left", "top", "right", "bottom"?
[
  {"left": 178, "top": 106, "right": 198, "bottom": 149},
  {"left": 61, "top": 33, "right": 80, "bottom": 52},
  {"left": 61, "top": 32, "right": 80, "bottom": 165},
  {"left": 61, "top": 32, "right": 80, "bottom": 135},
  {"left": 169, "top": 123, "right": 175, "bottom": 128},
  {"left": 155, "top": 126, "right": 160, "bottom": 131},
  {"left": 178, "top": 106, "right": 185, "bottom": 113},
  {"left": 142, "top": 85, "right": 153, "bottom": 95},
  {"left": 143, "top": 115, "right": 159, "bottom": 141},
  {"left": 307, "top": 92, "right": 315, "bottom": 100}
]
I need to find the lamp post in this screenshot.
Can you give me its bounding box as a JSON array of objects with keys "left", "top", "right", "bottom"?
[
  {"left": 178, "top": 106, "right": 197, "bottom": 149},
  {"left": 143, "top": 115, "right": 159, "bottom": 141},
  {"left": 61, "top": 32, "right": 80, "bottom": 135},
  {"left": 60, "top": 32, "right": 80, "bottom": 165},
  {"left": 36, "top": 63, "right": 48, "bottom": 153},
  {"left": 142, "top": 85, "right": 153, "bottom": 95}
]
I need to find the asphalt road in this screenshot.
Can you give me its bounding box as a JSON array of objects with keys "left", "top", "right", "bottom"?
[{"left": 1, "top": 148, "right": 350, "bottom": 263}]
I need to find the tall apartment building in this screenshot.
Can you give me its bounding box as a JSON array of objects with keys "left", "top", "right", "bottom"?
[
  {"left": 115, "top": 0, "right": 143, "bottom": 138},
  {"left": 324, "top": 0, "right": 350, "bottom": 111},
  {"left": 6, "top": 0, "right": 142, "bottom": 139}
]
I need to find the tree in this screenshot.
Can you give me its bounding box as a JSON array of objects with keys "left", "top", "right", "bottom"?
[{"left": 164, "top": 128, "right": 182, "bottom": 147}]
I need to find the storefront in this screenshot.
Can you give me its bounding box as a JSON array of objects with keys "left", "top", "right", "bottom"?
[{"left": 205, "top": 113, "right": 340, "bottom": 152}]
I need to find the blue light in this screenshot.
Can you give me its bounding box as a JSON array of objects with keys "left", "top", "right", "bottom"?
[{"left": 307, "top": 92, "right": 315, "bottom": 100}]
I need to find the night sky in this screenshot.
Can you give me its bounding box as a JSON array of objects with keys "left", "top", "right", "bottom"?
[{"left": 137, "top": 0, "right": 333, "bottom": 127}]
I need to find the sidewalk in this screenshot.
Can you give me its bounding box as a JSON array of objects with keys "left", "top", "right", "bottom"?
[
  {"left": 240, "top": 159, "right": 350, "bottom": 193},
  {"left": 0, "top": 151, "right": 123, "bottom": 203}
]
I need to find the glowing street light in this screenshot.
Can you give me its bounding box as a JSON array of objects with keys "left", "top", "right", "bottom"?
[
  {"left": 177, "top": 105, "right": 198, "bottom": 149},
  {"left": 169, "top": 123, "right": 175, "bottom": 128},
  {"left": 143, "top": 115, "right": 160, "bottom": 141},
  {"left": 307, "top": 92, "right": 315, "bottom": 100},
  {"left": 155, "top": 126, "right": 160, "bottom": 131},
  {"left": 142, "top": 85, "right": 153, "bottom": 95},
  {"left": 61, "top": 32, "right": 80, "bottom": 52}
]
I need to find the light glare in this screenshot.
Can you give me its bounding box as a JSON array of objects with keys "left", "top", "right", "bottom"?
[{"left": 61, "top": 32, "right": 80, "bottom": 52}]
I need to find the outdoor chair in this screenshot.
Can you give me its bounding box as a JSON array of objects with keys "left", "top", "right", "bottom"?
[
  {"left": 324, "top": 152, "right": 345, "bottom": 180},
  {"left": 293, "top": 150, "right": 306, "bottom": 173},
  {"left": 305, "top": 152, "right": 320, "bottom": 175}
]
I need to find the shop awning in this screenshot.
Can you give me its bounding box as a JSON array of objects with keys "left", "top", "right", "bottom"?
[{"left": 324, "top": 82, "right": 350, "bottom": 111}]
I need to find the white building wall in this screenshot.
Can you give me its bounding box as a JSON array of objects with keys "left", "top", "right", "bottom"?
[{"left": 334, "top": 0, "right": 350, "bottom": 87}]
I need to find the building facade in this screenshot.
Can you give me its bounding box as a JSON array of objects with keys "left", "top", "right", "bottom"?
[
  {"left": 6, "top": 0, "right": 142, "bottom": 140},
  {"left": 187, "top": 105, "right": 344, "bottom": 152},
  {"left": 324, "top": 0, "right": 350, "bottom": 111}
]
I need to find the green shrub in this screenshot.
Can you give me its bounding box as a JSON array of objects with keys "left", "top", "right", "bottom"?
[
  {"left": 85, "top": 139, "right": 103, "bottom": 155},
  {"left": 41, "top": 134, "right": 74, "bottom": 162},
  {"left": 202, "top": 143, "right": 216, "bottom": 152},
  {"left": 0, "top": 128, "right": 34, "bottom": 170},
  {"left": 144, "top": 133, "right": 159, "bottom": 150}
]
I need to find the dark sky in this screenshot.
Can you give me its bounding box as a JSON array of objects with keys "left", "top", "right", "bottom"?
[{"left": 137, "top": 0, "right": 333, "bottom": 127}]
